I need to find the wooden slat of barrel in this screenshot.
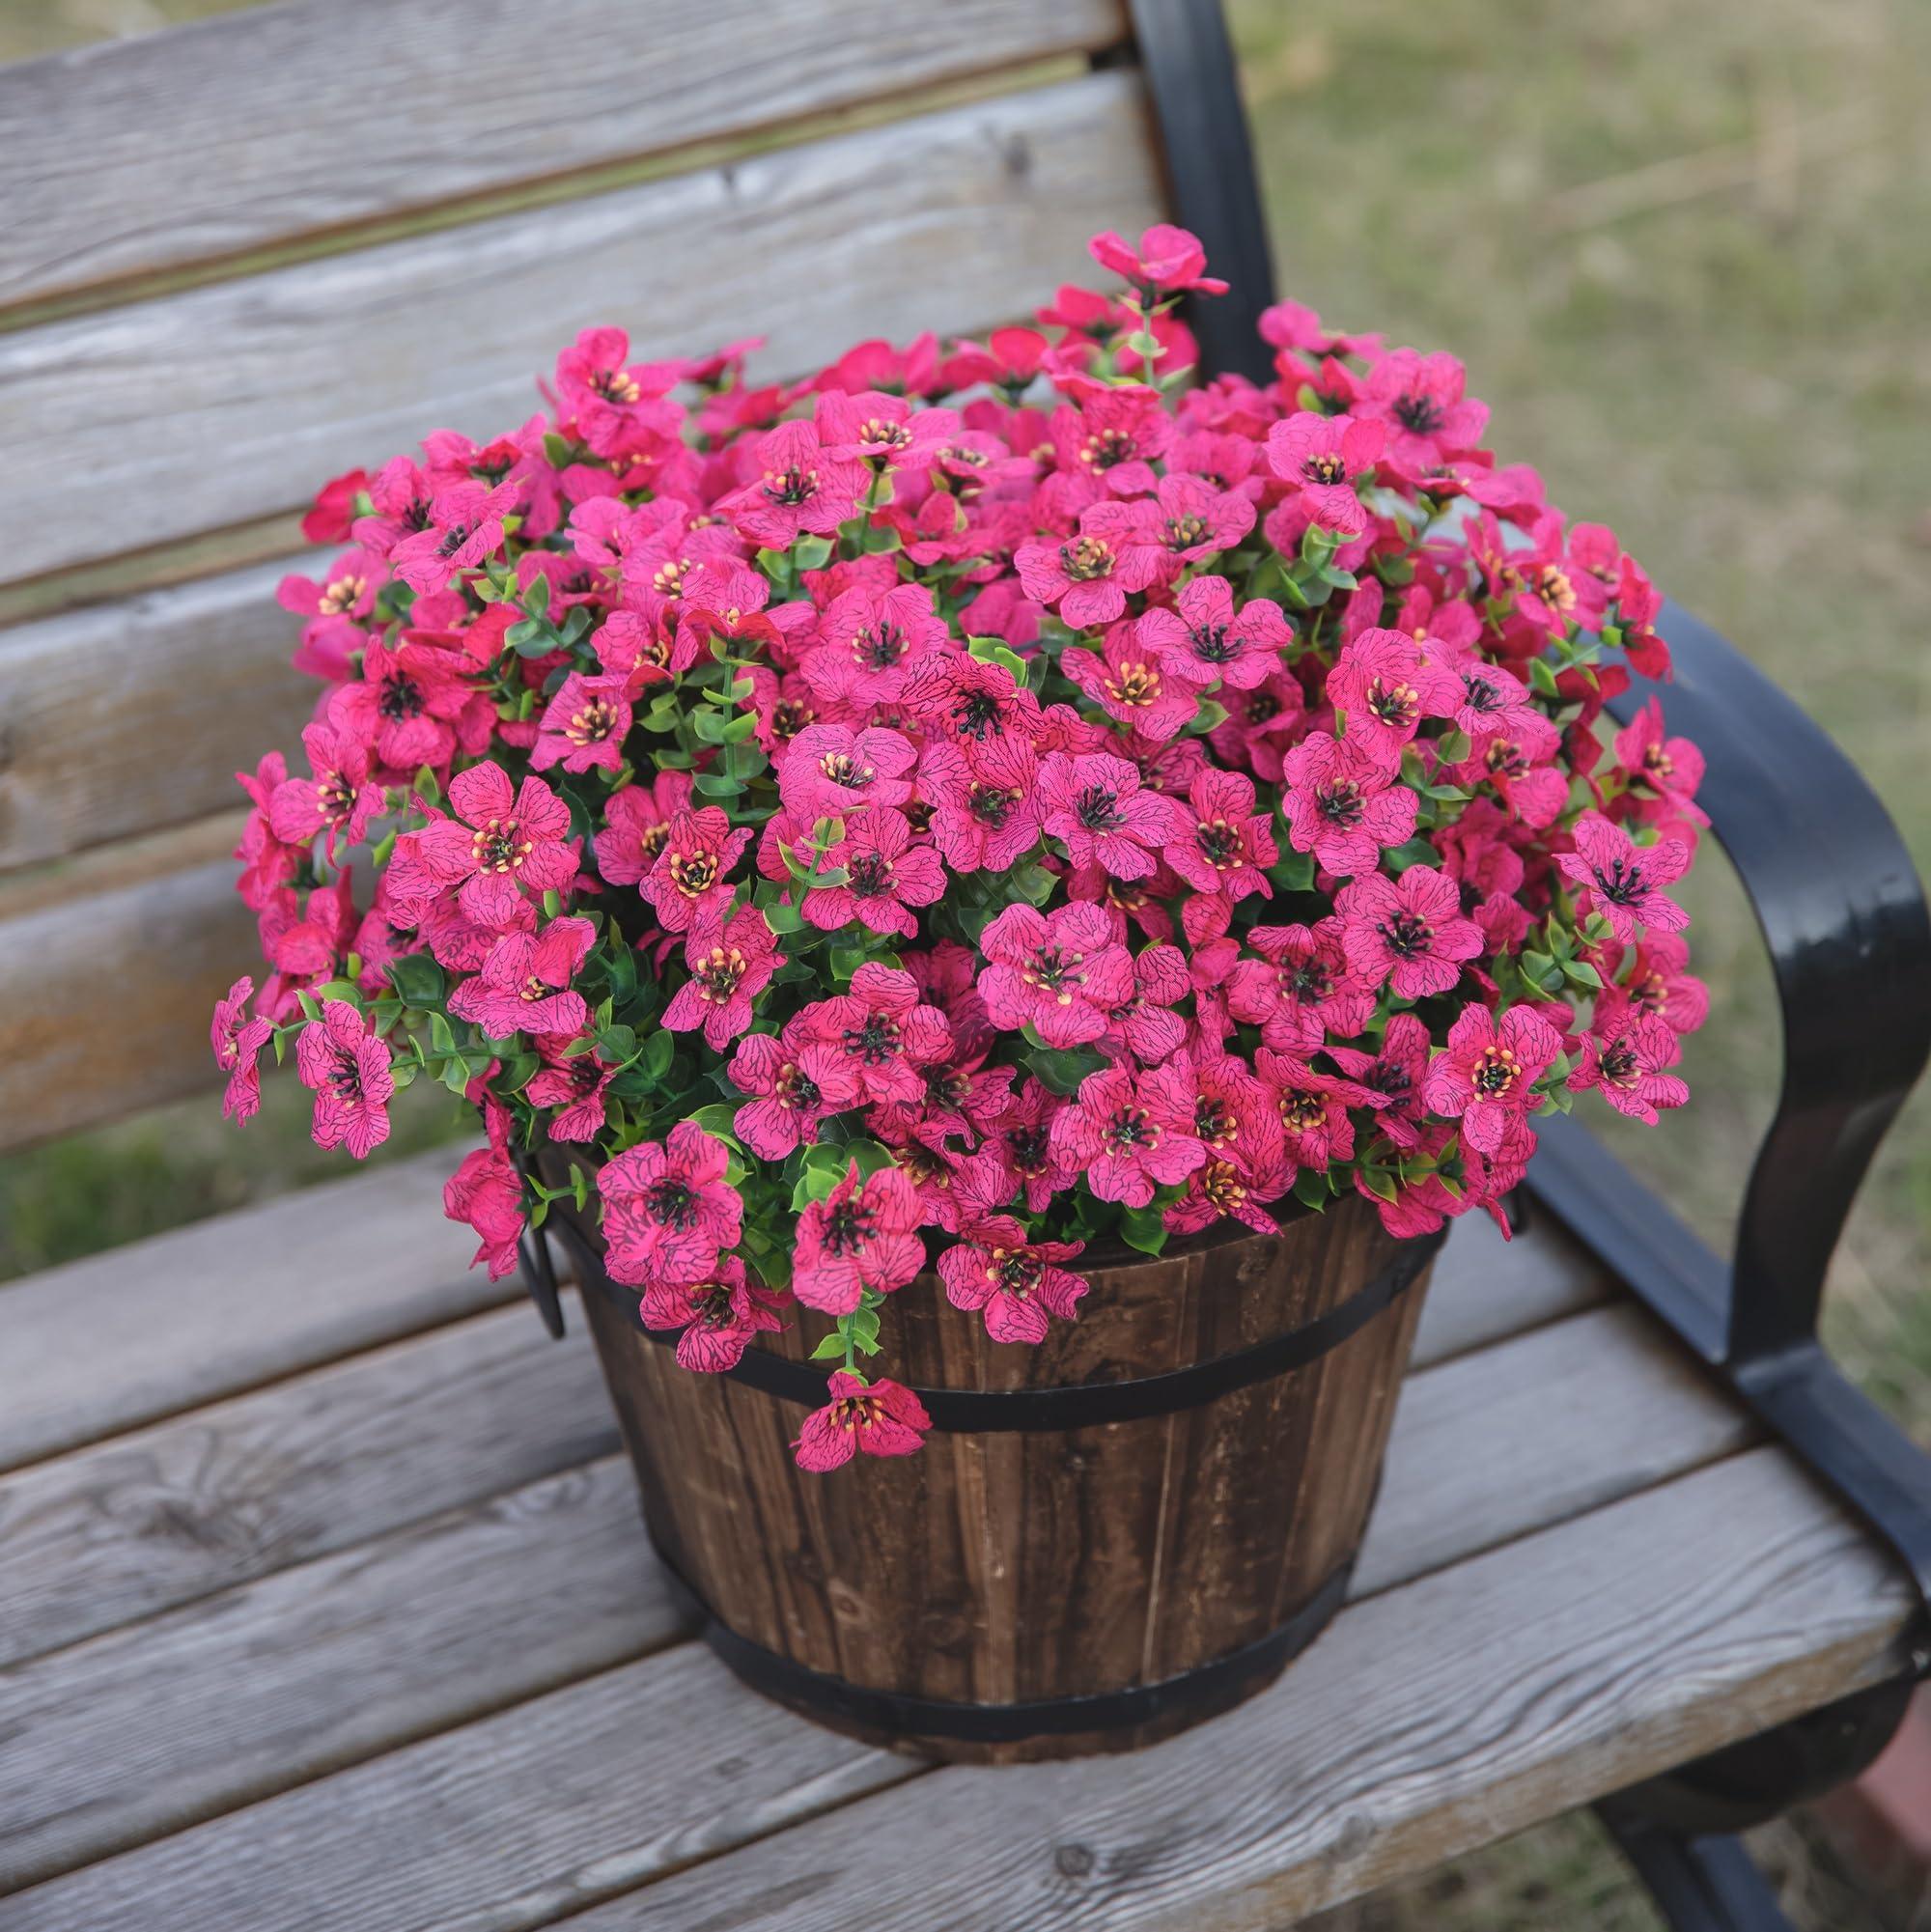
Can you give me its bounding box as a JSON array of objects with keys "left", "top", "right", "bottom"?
[
  {"left": 0, "top": 0, "right": 1128, "bottom": 315},
  {"left": 0, "top": 70, "right": 1161, "bottom": 587}
]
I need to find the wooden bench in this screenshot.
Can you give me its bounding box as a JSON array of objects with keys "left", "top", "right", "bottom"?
[{"left": 2, "top": 2, "right": 1927, "bottom": 1926}]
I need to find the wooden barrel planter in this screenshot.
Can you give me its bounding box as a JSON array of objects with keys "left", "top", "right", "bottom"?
[{"left": 531, "top": 1183, "right": 1441, "bottom": 1763}]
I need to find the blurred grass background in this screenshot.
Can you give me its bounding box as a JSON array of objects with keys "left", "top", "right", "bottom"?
[{"left": 2, "top": 0, "right": 1926, "bottom": 1923}]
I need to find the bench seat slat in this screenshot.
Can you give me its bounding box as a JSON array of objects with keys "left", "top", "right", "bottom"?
[
  {"left": 0, "top": 70, "right": 1160, "bottom": 589},
  {"left": 0, "top": 1207, "right": 1600, "bottom": 1672},
  {"left": 0, "top": 0, "right": 1126, "bottom": 316},
  {"left": 0, "top": 1250, "right": 1746, "bottom": 1896},
  {"left": 0, "top": 1145, "right": 492, "bottom": 1470},
  {"left": 5, "top": 1445, "right": 1904, "bottom": 1930}
]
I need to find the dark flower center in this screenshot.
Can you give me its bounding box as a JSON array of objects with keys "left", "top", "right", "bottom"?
[
  {"left": 1590, "top": 855, "right": 1647, "bottom": 907},
  {"left": 1317, "top": 779, "right": 1365, "bottom": 827},
  {"left": 668, "top": 851, "right": 718, "bottom": 897},
  {"left": 842, "top": 1013, "right": 902, "bottom": 1064},
  {"left": 646, "top": 1179, "right": 698, "bottom": 1229},
  {"left": 1301, "top": 452, "right": 1347, "bottom": 486},
  {"left": 1462, "top": 675, "right": 1503, "bottom": 714},
  {"left": 952, "top": 688, "right": 1004, "bottom": 740},
  {"left": 1105, "top": 1106, "right": 1156, "bottom": 1151},
  {"left": 568, "top": 698, "right": 620, "bottom": 746},
  {"left": 1022, "top": 946, "right": 1084, "bottom": 995},
  {"left": 1472, "top": 1046, "right": 1520, "bottom": 1097},
  {"left": 856, "top": 623, "right": 907, "bottom": 672},
  {"left": 1075, "top": 784, "right": 1124, "bottom": 832},
  {"left": 1082, "top": 428, "right": 1137, "bottom": 470},
  {"left": 470, "top": 817, "right": 529, "bottom": 874},
  {"left": 1163, "top": 513, "right": 1210, "bottom": 551},
  {"left": 846, "top": 853, "right": 893, "bottom": 899},
  {"left": 762, "top": 464, "right": 820, "bottom": 507},
  {"left": 1006, "top": 1124, "right": 1050, "bottom": 1174},
  {"left": 1279, "top": 1090, "right": 1327, "bottom": 1134},
  {"left": 378, "top": 673, "right": 425, "bottom": 721},
  {"left": 1196, "top": 818, "right": 1244, "bottom": 869},
  {"left": 1367, "top": 678, "right": 1416, "bottom": 727},
  {"left": 1379, "top": 910, "right": 1434, "bottom": 957},
  {"left": 1188, "top": 622, "right": 1239, "bottom": 664},
  {"left": 822, "top": 1200, "right": 875, "bottom": 1255},
  {"left": 1393, "top": 393, "right": 1443, "bottom": 434},
  {"left": 693, "top": 946, "right": 746, "bottom": 1000},
  {"left": 969, "top": 782, "right": 1016, "bottom": 829}
]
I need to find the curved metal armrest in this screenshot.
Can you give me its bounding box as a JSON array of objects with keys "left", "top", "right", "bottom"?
[{"left": 1611, "top": 602, "right": 1931, "bottom": 1371}]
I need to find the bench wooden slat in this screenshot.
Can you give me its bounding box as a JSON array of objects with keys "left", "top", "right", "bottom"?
[
  {"left": 546, "top": 1449, "right": 1912, "bottom": 1932},
  {"left": 0, "top": 1145, "right": 494, "bottom": 1470},
  {"left": 0, "top": 1274, "right": 1753, "bottom": 1895},
  {"left": 0, "top": 0, "right": 1126, "bottom": 315},
  {"left": 0, "top": 1208, "right": 1595, "bottom": 1672},
  {"left": 0, "top": 1455, "right": 676, "bottom": 1892},
  {"left": 0, "top": 561, "right": 307, "bottom": 873},
  {"left": 0, "top": 71, "right": 1159, "bottom": 589},
  {"left": 0, "top": 1298, "right": 611, "bottom": 1670},
  {"left": 8, "top": 1446, "right": 1904, "bottom": 1931}
]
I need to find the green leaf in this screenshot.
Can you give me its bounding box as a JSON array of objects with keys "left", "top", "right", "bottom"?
[
  {"left": 966, "top": 635, "right": 1028, "bottom": 682},
  {"left": 1292, "top": 1167, "right": 1334, "bottom": 1212},
  {"left": 719, "top": 709, "right": 761, "bottom": 744},
  {"left": 640, "top": 1030, "right": 675, "bottom": 1078},
  {"left": 1118, "top": 1204, "right": 1169, "bottom": 1256},
  {"left": 542, "top": 432, "right": 575, "bottom": 468},
  {"left": 809, "top": 1332, "right": 848, "bottom": 1361},
  {"left": 385, "top": 954, "right": 445, "bottom": 1008},
  {"left": 762, "top": 897, "right": 804, "bottom": 935},
  {"left": 1528, "top": 656, "right": 1562, "bottom": 698},
  {"left": 1560, "top": 958, "right": 1604, "bottom": 990},
  {"left": 597, "top": 1023, "right": 637, "bottom": 1061},
  {"left": 792, "top": 534, "right": 834, "bottom": 571},
  {"left": 691, "top": 771, "right": 742, "bottom": 798},
  {"left": 683, "top": 1103, "right": 742, "bottom": 1147},
  {"left": 1383, "top": 837, "right": 1441, "bottom": 874},
  {"left": 521, "top": 574, "right": 551, "bottom": 619}
]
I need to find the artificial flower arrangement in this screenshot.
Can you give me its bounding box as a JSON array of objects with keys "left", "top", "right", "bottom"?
[{"left": 212, "top": 223, "right": 1705, "bottom": 1475}]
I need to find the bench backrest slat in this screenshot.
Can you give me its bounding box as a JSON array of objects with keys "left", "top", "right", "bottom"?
[{"left": 0, "top": 0, "right": 1274, "bottom": 1154}]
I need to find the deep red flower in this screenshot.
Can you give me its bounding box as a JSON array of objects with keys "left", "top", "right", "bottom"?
[
  {"left": 778, "top": 724, "right": 916, "bottom": 819},
  {"left": 1015, "top": 509, "right": 1163, "bottom": 630},
  {"left": 1336, "top": 865, "right": 1484, "bottom": 1000},
  {"left": 530, "top": 672, "right": 632, "bottom": 776},
  {"left": 1327, "top": 1013, "right": 1434, "bottom": 1149},
  {"left": 1255, "top": 1050, "right": 1373, "bottom": 1171},
  {"left": 1088, "top": 223, "right": 1228, "bottom": 296},
  {"left": 793, "top": 1162, "right": 926, "bottom": 1314},
  {"left": 523, "top": 1033, "right": 617, "bottom": 1141},
  {"left": 1224, "top": 920, "right": 1377, "bottom": 1052},
  {"left": 592, "top": 771, "right": 694, "bottom": 887},
  {"left": 1422, "top": 1003, "right": 1563, "bottom": 1155},
  {"left": 450, "top": 916, "right": 597, "bottom": 1040},
  {"left": 1327, "top": 628, "right": 1463, "bottom": 762},
  {"left": 267, "top": 722, "right": 384, "bottom": 858},
  {"left": 938, "top": 1218, "right": 1087, "bottom": 1344},
  {"left": 442, "top": 1102, "right": 525, "bottom": 1280},
  {"left": 600, "top": 1122, "right": 743, "bottom": 1287},
  {"left": 1555, "top": 813, "right": 1692, "bottom": 947},
  {"left": 295, "top": 999, "right": 394, "bottom": 1160},
  {"left": 1061, "top": 627, "right": 1200, "bottom": 742},
  {"left": 416, "top": 762, "right": 577, "bottom": 928}
]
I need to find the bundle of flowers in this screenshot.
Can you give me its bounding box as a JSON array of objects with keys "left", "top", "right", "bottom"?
[{"left": 213, "top": 222, "right": 1706, "bottom": 1472}]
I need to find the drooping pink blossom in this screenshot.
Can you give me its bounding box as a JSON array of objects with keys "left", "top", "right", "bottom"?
[
  {"left": 1327, "top": 1013, "right": 1434, "bottom": 1149},
  {"left": 1088, "top": 223, "right": 1227, "bottom": 296},
  {"left": 295, "top": 1000, "right": 395, "bottom": 1159},
  {"left": 267, "top": 722, "right": 385, "bottom": 857},
  {"left": 523, "top": 1033, "right": 617, "bottom": 1141},
  {"left": 442, "top": 1103, "right": 525, "bottom": 1280},
  {"left": 210, "top": 976, "right": 273, "bottom": 1124}
]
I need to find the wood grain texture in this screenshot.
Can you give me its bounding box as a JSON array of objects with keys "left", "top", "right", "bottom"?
[
  {"left": 0, "top": 71, "right": 1161, "bottom": 585},
  {"left": 0, "top": 858, "right": 256, "bottom": 1151},
  {"left": 3, "top": 1298, "right": 1807, "bottom": 1931},
  {"left": 0, "top": 0, "right": 1127, "bottom": 313},
  {"left": 1357, "top": 1301, "right": 1758, "bottom": 1596},
  {"left": 1409, "top": 1202, "right": 1612, "bottom": 1365},
  {"left": 0, "top": 1144, "right": 494, "bottom": 1470},
  {"left": 532, "top": 1449, "right": 1918, "bottom": 1932},
  {"left": 577, "top": 1190, "right": 1430, "bottom": 1760},
  {"left": 0, "top": 560, "right": 309, "bottom": 872},
  {"left": 0, "top": 1454, "right": 677, "bottom": 1892},
  {"left": 0, "top": 1297, "right": 610, "bottom": 1669}
]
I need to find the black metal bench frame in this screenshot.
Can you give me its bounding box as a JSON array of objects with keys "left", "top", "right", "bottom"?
[{"left": 1127, "top": 3, "right": 1931, "bottom": 1925}]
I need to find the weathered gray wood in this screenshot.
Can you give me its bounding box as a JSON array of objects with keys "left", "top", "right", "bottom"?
[
  {"left": 1358, "top": 1301, "right": 1759, "bottom": 1596},
  {"left": 0, "top": 1279, "right": 1773, "bottom": 1903},
  {"left": 0, "top": 1145, "right": 495, "bottom": 1470},
  {"left": 9, "top": 1448, "right": 1904, "bottom": 1931},
  {"left": 0, "top": 561, "right": 307, "bottom": 872},
  {"left": 0, "top": 857, "right": 257, "bottom": 1151},
  {"left": 0, "top": 1298, "right": 610, "bottom": 1669},
  {"left": 0, "top": 1455, "right": 678, "bottom": 1892},
  {"left": 0, "top": 72, "right": 1161, "bottom": 586},
  {"left": 0, "top": 0, "right": 1127, "bottom": 312},
  {"left": 537, "top": 1450, "right": 1917, "bottom": 1932},
  {"left": 1409, "top": 1208, "right": 1610, "bottom": 1370}
]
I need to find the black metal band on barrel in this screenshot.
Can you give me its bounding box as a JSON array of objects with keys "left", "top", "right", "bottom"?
[
  {"left": 650, "top": 1526, "right": 1353, "bottom": 1744},
  {"left": 539, "top": 1211, "right": 1444, "bottom": 1433}
]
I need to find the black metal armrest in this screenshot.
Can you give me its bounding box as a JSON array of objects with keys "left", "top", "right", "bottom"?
[
  {"left": 1535, "top": 602, "right": 1931, "bottom": 1621},
  {"left": 1610, "top": 600, "right": 1931, "bottom": 1368}
]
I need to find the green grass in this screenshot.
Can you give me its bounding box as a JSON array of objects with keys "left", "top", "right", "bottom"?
[{"left": 2, "top": 1, "right": 1926, "bottom": 1923}]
